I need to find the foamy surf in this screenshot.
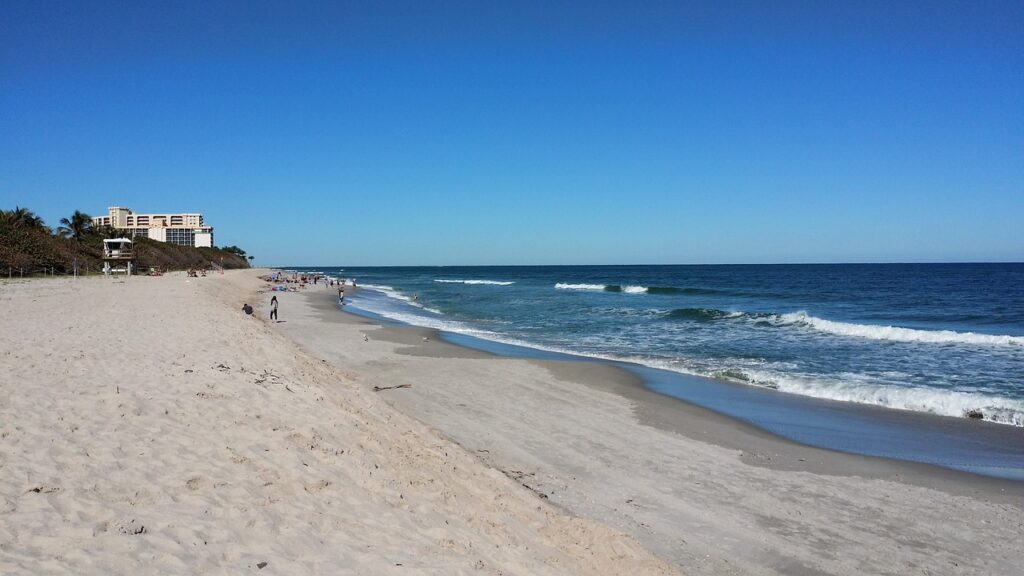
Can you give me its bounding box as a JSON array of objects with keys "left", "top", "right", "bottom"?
[
  {"left": 434, "top": 279, "right": 515, "bottom": 286},
  {"left": 555, "top": 283, "right": 608, "bottom": 291},
  {"left": 360, "top": 284, "right": 442, "bottom": 314},
  {"left": 776, "top": 311, "right": 1024, "bottom": 347},
  {"left": 554, "top": 283, "right": 647, "bottom": 293},
  {"left": 663, "top": 306, "right": 1024, "bottom": 347},
  {"left": 626, "top": 359, "right": 1024, "bottom": 427},
  {"left": 553, "top": 283, "right": 745, "bottom": 295},
  {"left": 748, "top": 370, "right": 1024, "bottom": 427}
]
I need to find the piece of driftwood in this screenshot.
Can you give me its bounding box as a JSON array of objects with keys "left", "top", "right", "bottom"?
[{"left": 372, "top": 384, "right": 412, "bottom": 392}]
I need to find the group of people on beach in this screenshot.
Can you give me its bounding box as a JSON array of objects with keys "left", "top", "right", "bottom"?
[
  {"left": 271, "top": 271, "right": 318, "bottom": 287},
  {"left": 248, "top": 271, "right": 356, "bottom": 321}
]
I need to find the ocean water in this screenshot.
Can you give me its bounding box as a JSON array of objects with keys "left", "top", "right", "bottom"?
[
  {"left": 299, "top": 264, "right": 1024, "bottom": 428},
  {"left": 288, "top": 263, "right": 1024, "bottom": 478}
]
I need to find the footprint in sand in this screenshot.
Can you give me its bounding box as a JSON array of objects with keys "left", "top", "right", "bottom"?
[{"left": 303, "top": 479, "right": 332, "bottom": 493}]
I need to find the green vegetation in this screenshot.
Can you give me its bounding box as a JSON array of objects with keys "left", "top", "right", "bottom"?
[
  {"left": 56, "top": 210, "right": 94, "bottom": 240},
  {"left": 0, "top": 207, "right": 251, "bottom": 275},
  {"left": 219, "top": 245, "right": 247, "bottom": 257}
]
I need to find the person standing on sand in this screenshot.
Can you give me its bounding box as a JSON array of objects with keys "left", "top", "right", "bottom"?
[{"left": 270, "top": 295, "right": 278, "bottom": 321}]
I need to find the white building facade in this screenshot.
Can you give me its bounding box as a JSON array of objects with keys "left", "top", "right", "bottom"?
[{"left": 92, "top": 207, "right": 214, "bottom": 248}]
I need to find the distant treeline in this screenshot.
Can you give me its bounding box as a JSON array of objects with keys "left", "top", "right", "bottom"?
[{"left": 0, "top": 206, "right": 252, "bottom": 275}]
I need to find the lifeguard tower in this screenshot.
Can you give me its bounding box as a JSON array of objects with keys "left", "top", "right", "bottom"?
[{"left": 102, "top": 238, "right": 136, "bottom": 276}]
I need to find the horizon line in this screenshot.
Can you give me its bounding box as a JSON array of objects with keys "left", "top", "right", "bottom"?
[{"left": 267, "top": 260, "right": 1024, "bottom": 268}]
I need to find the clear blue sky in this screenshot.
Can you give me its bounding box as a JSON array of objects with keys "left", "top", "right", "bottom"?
[{"left": 2, "top": 1, "right": 1022, "bottom": 265}]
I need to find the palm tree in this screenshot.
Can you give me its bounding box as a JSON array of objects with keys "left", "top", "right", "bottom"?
[
  {"left": 2, "top": 206, "right": 47, "bottom": 229},
  {"left": 57, "top": 210, "right": 94, "bottom": 241}
]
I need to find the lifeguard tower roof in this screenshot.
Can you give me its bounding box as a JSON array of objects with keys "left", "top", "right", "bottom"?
[{"left": 102, "top": 238, "right": 134, "bottom": 259}]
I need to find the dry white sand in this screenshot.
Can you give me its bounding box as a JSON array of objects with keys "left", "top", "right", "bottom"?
[
  {"left": 275, "top": 281, "right": 1024, "bottom": 576},
  {"left": 0, "top": 271, "right": 676, "bottom": 575}
]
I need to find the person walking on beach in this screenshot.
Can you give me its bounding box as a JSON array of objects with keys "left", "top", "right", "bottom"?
[{"left": 270, "top": 295, "right": 279, "bottom": 321}]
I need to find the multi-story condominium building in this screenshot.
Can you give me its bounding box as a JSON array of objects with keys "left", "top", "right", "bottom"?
[{"left": 92, "top": 206, "right": 214, "bottom": 248}]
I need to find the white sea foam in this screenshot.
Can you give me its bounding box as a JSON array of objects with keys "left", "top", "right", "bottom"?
[
  {"left": 774, "top": 311, "right": 1024, "bottom": 347},
  {"left": 758, "top": 371, "right": 1024, "bottom": 426},
  {"left": 644, "top": 361, "right": 1024, "bottom": 427},
  {"left": 359, "top": 284, "right": 441, "bottom": 313},
  {"left": 350, "top": 289, "right": 498, "bottom": 338},
  {"left": 434, "top": 279, "right": 515, "bottom": 286},
  {"left": 554, "top": 283, "right": 650, "bottom": 294},
  {"left": 555, "top": 283, "right": 608, "bottom": 290}
]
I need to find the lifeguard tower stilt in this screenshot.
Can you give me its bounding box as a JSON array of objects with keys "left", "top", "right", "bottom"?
[{"left": 102, "top": 238, "right": 136, "bottom": 276}]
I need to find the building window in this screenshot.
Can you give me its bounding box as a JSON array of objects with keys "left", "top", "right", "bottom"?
[{"left": 164, "top": 228, "right": 196, "bottom": 246}]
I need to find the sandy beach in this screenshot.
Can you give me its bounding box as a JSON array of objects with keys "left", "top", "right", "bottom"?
[
  {"left": 0, "top": 271, "right": 674, "bottom": 575},
  {"left": 2, "top": 270, "right": 1022, "bottom": 575}
]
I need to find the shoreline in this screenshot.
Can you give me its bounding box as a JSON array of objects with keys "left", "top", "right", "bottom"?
[
  {"left": 271, "top": 282, "right": 1024, "bottom": 574},
  {"left": 338, "top": 284, "right": 1024, "bottom": 484},
  {"left": 330, "top": 267, "right": 1024, "bottom": 430}
]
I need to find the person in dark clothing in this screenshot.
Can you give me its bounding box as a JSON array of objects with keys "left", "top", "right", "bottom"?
[
  {"left": 270, "top": 295, "right": 279, "bottom": 320},
  {"left": 242, "top": 303, "right": 254, "bottom": 315}
]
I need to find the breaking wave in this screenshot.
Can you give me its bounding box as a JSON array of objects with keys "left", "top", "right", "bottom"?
[
  {"left": 434, "top": 279, "right": 515, "bottom": 286},
  {"left": 711, "top": 369, "right": 1024, "bottom": 427},
  {"left": 775, "top": 311, "right": 1024, "bottom": 347},
  {"left": 555, "top": 283, "right": 678, "bottom": 294},
  {"left": 601, "top": 284, "right": 646, "bottom": 293},
  {"left": 555, "top": 283, "right": 609, "bottom": 291},
  {"left": 360, "top": 284, "right": 442, "bottom": 314},
  {"left": 556, "top": 283, "right": 747, "bottom": 296},
  {"left": 662, "top": 307, "right": 1024, "bottom": 347}
]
